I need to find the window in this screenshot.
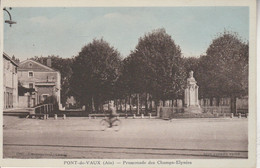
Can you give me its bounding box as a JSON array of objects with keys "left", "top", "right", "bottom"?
[
  {"left": 29, "top": 83, "right": 34, "bottom": 88},
  {"left": 28, "top": 71, "right": 34, "bottom": 77},
  {"left": 29, "top": 63, "right": 32, "bottom": 68},
  {"left": 42, "top": 94, "right": 49, "bottom": 102}
]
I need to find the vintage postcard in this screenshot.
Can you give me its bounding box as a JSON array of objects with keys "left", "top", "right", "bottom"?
[{"left": 0, "top": 0, "right": 257, "bottom": 167}]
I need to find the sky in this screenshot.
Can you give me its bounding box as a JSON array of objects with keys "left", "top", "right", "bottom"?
[{"left": 3, "top": 7, "right": 249, "bottom": 61}]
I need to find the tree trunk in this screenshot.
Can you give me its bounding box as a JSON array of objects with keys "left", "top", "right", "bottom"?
[
  {"left": 119, "top": 99, "right": 122, "bottom": 111},
  {"left": 86, "top": 99, "right": 92, "bottom": 113},
  {"left": 94, "top": 97, "right": 99, "bottom": 113},
  {"left": 91, "top": 97, "right": 95, "bottom": 112},
  {"left": 216, "top": 97, "right": 220, "bottom": 106},
  {"left": 115, "top": 99, "right": 118, "bottom": 111},
  {"left": 129, "top": 94, "right": 132, "bottom": 113},
  {"left": 125, "top": 97, "right": 127, "bottom": 113},
  {"left": 210, "top": 97, "right": 213, "bottom": 106},
  {"left": 145, "top": 93, "right": 148, "bottom": 115},
  {"left": 230, "top": 96, "right": 237, "bottom": 114},
  {"left": 137, "top": 93, "right": 140, "bottom": 115},
  {"left": 99, "top": 104, "right": 103, "bottom": 113},
  {"left": 108, "top": 101, "right": 111, "bottom": 110},
  {"left": 174, "top": 99, "right": 177, "bottom": 107},
  {"left": 150, "top": 99, "right": 153, "bottom": 111},
  {"left": 155, "top": 99, "right": 159, "bottom": 117}
]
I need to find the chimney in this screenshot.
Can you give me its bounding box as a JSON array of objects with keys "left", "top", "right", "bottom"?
[{"left": 47, "top": 58, "right": 52, "bottom": 67}]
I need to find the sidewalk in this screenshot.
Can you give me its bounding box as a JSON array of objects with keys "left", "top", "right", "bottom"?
[
  {"left": 3, "top": 108, "right": 32, "bottom": 113},
  {"left": 3, "top": 108, "right": 33, "bottom": 117}
]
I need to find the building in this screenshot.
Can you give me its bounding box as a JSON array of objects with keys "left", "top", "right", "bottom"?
[
  {"left": 3, "top": 52, "right": 19, "bottom": 109},
  {"left": 18, "top": 59, "right": 61, "bottom": 108}
]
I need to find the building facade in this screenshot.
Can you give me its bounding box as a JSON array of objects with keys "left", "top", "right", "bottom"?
[
  {"left": 18, "top": 59, "right": 61, "bottom": 108},
  {"left": 3, "top": 52, "right": 19, "bottom": 109}
]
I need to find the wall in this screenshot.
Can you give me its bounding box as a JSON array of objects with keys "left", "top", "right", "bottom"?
[
  {"left": 3, "top": 57, "right": 18, "bottom": 109},
  {"left": 36, "top": 86, "right": 55, "bottom": 102},
  {"left": 18, "top": 71, "right": 58, "bottom": 88},
  {"left": 18, "top": 96, "right": 29, "bottom": 108}
]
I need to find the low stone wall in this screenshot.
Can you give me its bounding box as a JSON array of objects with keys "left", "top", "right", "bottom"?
[
  {"left": 172, "top": 112, "right": 216, "bottom": 118},
  {"left": 201, "top": 106, "right": 231, "bottom": 113},
  {"left": 159, "top": 107, "right": 184, "bottom": 119},
  {"left": 159, "top": 106, "right": 233, "bottom": 119},
  {"left": 159, "top": 107, "right": 172, "bottom": 119}
]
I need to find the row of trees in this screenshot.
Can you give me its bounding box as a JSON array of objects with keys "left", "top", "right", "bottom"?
[{"left": 30, "top": 28, "right": 248, "bottom": 113}]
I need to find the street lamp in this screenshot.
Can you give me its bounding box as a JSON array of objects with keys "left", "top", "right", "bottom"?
[{"left": 3, "top": 7, "right": 16, "bottom": 27}]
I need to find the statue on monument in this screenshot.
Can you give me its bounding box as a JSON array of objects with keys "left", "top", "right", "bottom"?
[
  {"left": 184, "top": 71, "right": 201, "bottom": 113},
  {"left": 187, "top": 70, "right": 196, "bottom": 83},
  {"left": 189, "top": 70, "right": 194, "bottom": 78}
]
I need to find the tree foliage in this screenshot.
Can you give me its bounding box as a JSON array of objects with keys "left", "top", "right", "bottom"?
[
  {"left": 11, "top": 55, "right": 20, "bottom": 64},
  {"left": 70, "top": 38, "right": 121, "bottom": 111},
  {"left": 124, "top": 28, "right": 186, "bottom": 101},
  {"left": 18, "top": 81, "right": 35, "bottom": 96},
  {"left": 30, "top": 30, "right": 248, "bottom": 113},
  {"left": 204, "top": 32, "right": 248, "bottom": 98}
]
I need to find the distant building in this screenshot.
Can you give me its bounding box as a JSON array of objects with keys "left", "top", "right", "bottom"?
[
  {"left": 18, "top": 59, "right": 61, "bottom": 108},
  {"left": 3, "top": 52, "right": 19, "bottom": 109}
]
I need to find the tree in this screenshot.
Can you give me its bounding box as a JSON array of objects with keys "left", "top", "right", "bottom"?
[
  {"left": 70, "top": 38, "right": 121, "bottom": 112},
  {"left": 203, "top": 31, "right": 248, "bottom": 112},
  {"left": 129, "top": 28, "right": 186, "bottom": 113},
  {"left": 11, "top": 55, "right": 20, "bottom": 64},
  {"left": 18, "top": 81, "right": 35, "bottom": 96},
  {"left": 183, "top": 57, "right": 200, "bottom": 76}
]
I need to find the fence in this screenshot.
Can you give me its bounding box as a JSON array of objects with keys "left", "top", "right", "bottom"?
[
  {"left": 30, "top": 104, "right": 54, "bottom": 116},
  {"left": 201, "top": 106, "right": 231, "bottom": 113}
]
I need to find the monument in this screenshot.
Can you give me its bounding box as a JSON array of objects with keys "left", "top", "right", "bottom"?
[{"left": 184, "top": 71, "right": 202, "bottom": 113}]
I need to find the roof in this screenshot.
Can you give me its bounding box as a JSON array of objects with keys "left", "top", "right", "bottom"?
[
  {"left": 18, "top": 59, "right": 58, "bottom": 72},
  {"left": 3, "top": 52, "right": 19, "bottom": 67}
]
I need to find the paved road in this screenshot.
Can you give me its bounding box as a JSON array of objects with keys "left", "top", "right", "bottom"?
[{"left": 3, "top": 116, "right": 248, "bottom": 159}]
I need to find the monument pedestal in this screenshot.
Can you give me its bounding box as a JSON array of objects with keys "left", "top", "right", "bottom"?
[
  {"left": 184, "top": 71, "right": 202, "bottom": 113},
  {"left": 184, "top": 106, "right": 202, "bottom": 113}
]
